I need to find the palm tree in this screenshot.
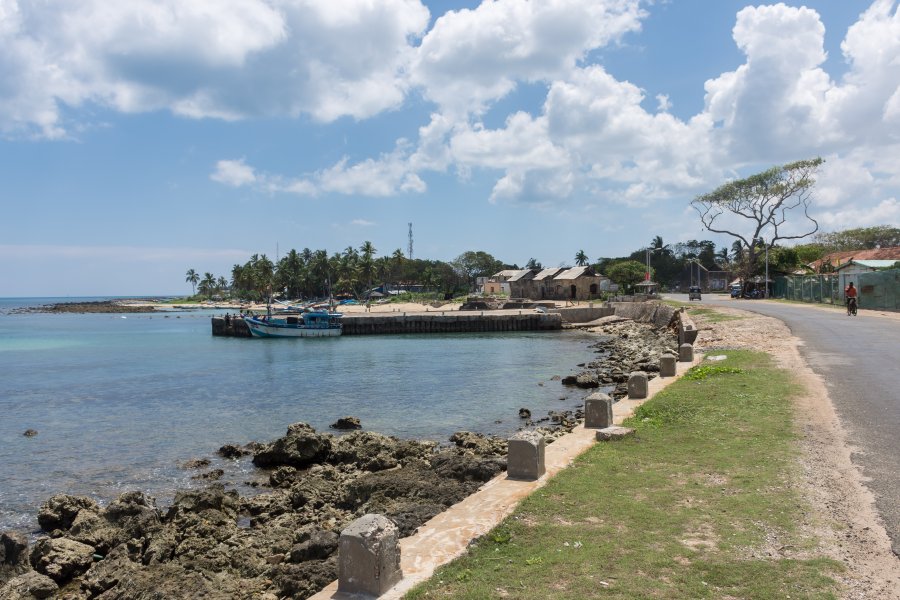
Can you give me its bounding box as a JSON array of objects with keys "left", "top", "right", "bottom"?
[
  {"left": 391, "top": 248, "right": 405, "bottom": 288},
  {"left": 359, "top": 240, "right": 376, "bottom": 261},
  {"left": 574, "top": 250, "right": 588, "bottom": 266},
  {"left": 276, "top": 249, "right": 304, "bottom": 299},
  {"left": 358, "top": 241, "right": 377, "bottom": 298},
  {"left": 185, "top": 269, "right": 199, "bottom": 295},
  {"left": 650, "top": 236, "right": 672, "bottom": 256},
  {"left": 252, "top": 255, "right": 275, "bottom": 299},
  {"left": 716, "top": 247, "right": 729, "bottom": 268},
  {"left": 199, "top": 272, "right": 216, "bottom": 299},
  {"left": 216, "top": 276, "right": 228, "bottom": 295}
]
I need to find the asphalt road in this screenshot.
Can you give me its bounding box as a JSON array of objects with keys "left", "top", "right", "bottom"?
[{"left": 668, "top": 293, "right": 900, "bottom": 555}]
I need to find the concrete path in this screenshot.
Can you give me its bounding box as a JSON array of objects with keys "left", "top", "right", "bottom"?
[
  {"left": 310, "top": 354, "right": 702, "bottom": 599},
  {"left": 670, "top": 293, "right": 900, "bottom": 556}
]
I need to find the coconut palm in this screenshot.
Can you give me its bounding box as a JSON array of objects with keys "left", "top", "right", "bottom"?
[
  {"left": 199, "top": 272, "right": 216, "bottom": 298},
  {"left": 359, "top": 240, "right": 376, "bottom": 262},
  {"left": 276, "top": 249, "right": 304, "bottom": 299},
  {"left": 650, "top": 236, "right": 672, "bottom": 256},
  {"left": 358, "top": 241, "right": 377, "bottom": 298},
  {"left": 574, "top": 250, "right": 588, "bottom": 266},
  {"left": 390, "top": 248, "right": 404, "bottom": 283},
  {"left": 185, "top": 269, "right": 199, "bottom": 295}
]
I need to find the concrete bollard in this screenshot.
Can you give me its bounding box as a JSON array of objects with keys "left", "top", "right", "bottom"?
[
  {"left": 679, "top": 343, "right": 694, "bottom": 363},
  {"left": 507, "top": 431, "right": 545, "bottom": 480},
  {"left": 584, "top": 392, "right": 614, "bottom": 428},
  {"left": 627, "top": 371, "right": 648, "bottom": 399},
  {"left": 659, "top": 354, "right": 677, "bottom": 377},
  {"left": 338, "top": 514, "right": 402, "bottom": 596}
]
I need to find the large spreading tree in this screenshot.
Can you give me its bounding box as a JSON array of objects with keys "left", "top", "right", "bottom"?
[{"left": 692, "top": 157, "right": 823, "bottom": 285}]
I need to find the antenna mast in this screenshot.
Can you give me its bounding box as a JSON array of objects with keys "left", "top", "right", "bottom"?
[{"left": 407, "top": 222, "right": 413, "bottom": 260}]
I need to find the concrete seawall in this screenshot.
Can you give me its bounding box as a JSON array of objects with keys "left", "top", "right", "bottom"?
[
  {"left": 609, "top": 301, "right": 676, "bottom": 328},
  {"left": 210, "top": 302, "right": 676, "bottom": 337},
  {"left": 211, "top": 311, "right": 562, "bottom": 337}
]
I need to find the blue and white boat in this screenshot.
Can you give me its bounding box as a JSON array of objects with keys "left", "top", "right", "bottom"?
[{"left": 244, "top": 310, "right": 342, "bottom": 338}]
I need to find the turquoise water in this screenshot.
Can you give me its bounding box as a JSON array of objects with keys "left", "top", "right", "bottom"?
[{"left": 0, "top": 298, "right": 597, "bottom": 532}]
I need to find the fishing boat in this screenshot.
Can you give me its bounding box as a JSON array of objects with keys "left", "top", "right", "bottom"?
[{"left": 244, "top": 310, "right": 342, "bottom": 338}]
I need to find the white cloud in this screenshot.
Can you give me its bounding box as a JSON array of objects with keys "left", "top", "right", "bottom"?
[
  {"left": 7, "top": 0, "right": 900, "bottom": 229},
  {"left": 817, "top": 197, "right": 900, "bottom": 229},
  {"left": 410, "top": 0, "right": 644, "bottom": 116},
  {"left": 0, "top": 0, "right": 430, "bottom": 137},
  {"left": 703, "top": 4, "right": 834, "bottom": 161},
  {"left": 656, "top": 94, "right": 672, "bottom": 112},
  {"left": 211, "top": 142, "right": 426, "bottom": 198},
  {"left": 351, "top": 219, "right": 376, "bottom": 227},
  {"left": 210, "top": 159, "right": 257, "bottom": 187}
]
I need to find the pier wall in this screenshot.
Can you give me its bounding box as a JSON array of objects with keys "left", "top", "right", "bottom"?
[
  {"left": 550, "top": 306, "right": 615, "bottom": 323},
  {"left": 211, "top": 317, "right": 252, "bottom": 337},
  {"left": 211, "top": 312, "right": 562, "bottom": 337},
  {"left": 340, "top": 312, "right": 562, "bottom": 335},
  {"left": 211, "top": 302, "right": 677, "bottom": 337}
]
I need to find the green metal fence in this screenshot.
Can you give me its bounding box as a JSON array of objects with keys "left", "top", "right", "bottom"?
[
  {"left": 775, "top": 269, "right": 899, "bottom": 311},
  {"left": 858, "top": 269, "right": 900, "bottom": 311}
]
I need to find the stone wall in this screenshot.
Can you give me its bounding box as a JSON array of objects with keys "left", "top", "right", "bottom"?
[{"left": 609, "top": 302, "right": 676, "bottom": 328}]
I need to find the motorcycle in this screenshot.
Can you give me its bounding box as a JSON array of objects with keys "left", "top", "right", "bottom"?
[{"left": 847, "top": 296, "right": 858, "bottom": 316}]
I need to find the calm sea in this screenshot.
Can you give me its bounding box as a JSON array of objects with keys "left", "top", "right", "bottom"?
[{"left": 0, "top": 297, "right": 599, "bottom": 532}]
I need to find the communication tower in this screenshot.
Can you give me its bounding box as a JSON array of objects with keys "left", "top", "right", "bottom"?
[{"left": 408, "top": 222, "right": 413, "bottom": 260}]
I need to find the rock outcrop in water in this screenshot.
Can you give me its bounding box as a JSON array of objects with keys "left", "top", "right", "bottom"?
[
  {"left": 0, "top": 426, "right": 514, "bottom": 599},
  {"left": 563, "top": 319, "right": 678, "bottom": 399}
]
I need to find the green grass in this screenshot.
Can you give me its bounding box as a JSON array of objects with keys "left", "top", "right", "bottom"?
[
  {"left": 406, "top": 351, "right": 842, "bottom": 599},
  {"left": 661, "top": 299, "right": 691, "bottom": 309},
  {"left": 687, "top": 307, "right": 746, "bottom": 323}
]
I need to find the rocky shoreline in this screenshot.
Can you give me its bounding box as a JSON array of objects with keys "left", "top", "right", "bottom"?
[
  {"left": 11, "top": 301, "right": 162, "bottom": 314},
  {"left": 0, "top": 319, "right": 676, "bottom": 599}
]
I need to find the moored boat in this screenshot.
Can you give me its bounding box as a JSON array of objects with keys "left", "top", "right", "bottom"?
[{"left": 244, "top": 310, "right": 342, "bottom": 338}]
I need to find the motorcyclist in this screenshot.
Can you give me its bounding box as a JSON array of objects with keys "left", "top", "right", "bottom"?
[{"left": 844, "top": 282, "right": 858, "bottom": 312}]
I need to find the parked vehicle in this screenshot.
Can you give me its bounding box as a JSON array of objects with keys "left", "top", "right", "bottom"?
[
  {"left": 688, "top": 286, "right": 702, "bottom": 301},
  {"left": 730, "top": 285, "right": 742, "bottom": 298}
]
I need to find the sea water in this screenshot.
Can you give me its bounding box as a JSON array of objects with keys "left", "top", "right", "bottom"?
[{"left": 0, "top": 298, "right": 599, "bottom": 533}]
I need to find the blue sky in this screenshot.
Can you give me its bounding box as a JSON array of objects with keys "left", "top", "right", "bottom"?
[{"left": 1, "top": 0, "right": 898, "bottom": 296}]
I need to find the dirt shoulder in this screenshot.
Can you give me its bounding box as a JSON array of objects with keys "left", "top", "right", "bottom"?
[{"left": 692, "top": 304, "right": 900, "bottom": 598}]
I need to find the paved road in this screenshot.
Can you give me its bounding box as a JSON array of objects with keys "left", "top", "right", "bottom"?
[{"left": 668, "top": 293, "right": 900, "bottom": 555}]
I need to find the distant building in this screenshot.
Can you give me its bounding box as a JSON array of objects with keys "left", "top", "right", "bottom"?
[
  {"left": 807, "top": 247, "right": 900, "bottom": 273},
  {"left": 484, "top": 269, "right": 529, "bottom": 295},
  {"left": 506, "top": 266, "right": 609, "bottom": 301},
  {"left": 834, "top": 259, "right": 899, "bottom": 290}
]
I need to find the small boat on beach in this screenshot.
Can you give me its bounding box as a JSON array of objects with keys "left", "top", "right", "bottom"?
[{"left": 244, "top": 310, "right": 342, "bottom": 338}]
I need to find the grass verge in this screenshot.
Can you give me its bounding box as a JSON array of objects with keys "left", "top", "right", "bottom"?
[
  {"left": 406, "top": 350, "right": 842, "bottom": 599},
  {"left": 687, "top": 307, "right": 745, "bottom": 323}
]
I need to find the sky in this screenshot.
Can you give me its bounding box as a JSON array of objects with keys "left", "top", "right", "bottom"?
[{"left": 1, "top": 0, "right": 899, "bottom": 296}]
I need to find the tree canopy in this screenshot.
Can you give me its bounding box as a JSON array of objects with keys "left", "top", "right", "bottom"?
[
  {"left": 606, "top": 260, "right": 648, "bottom": 293},
  {"left": 813, "top": 226, "right": 900, "bottom": 251},
  {"left": 692, "top": 157, "right": 823, "bottom": 284}
]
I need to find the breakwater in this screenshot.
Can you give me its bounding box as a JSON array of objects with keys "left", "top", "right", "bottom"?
[{"left": 211, "top": 310, "right": 563, "bottom": 337}]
